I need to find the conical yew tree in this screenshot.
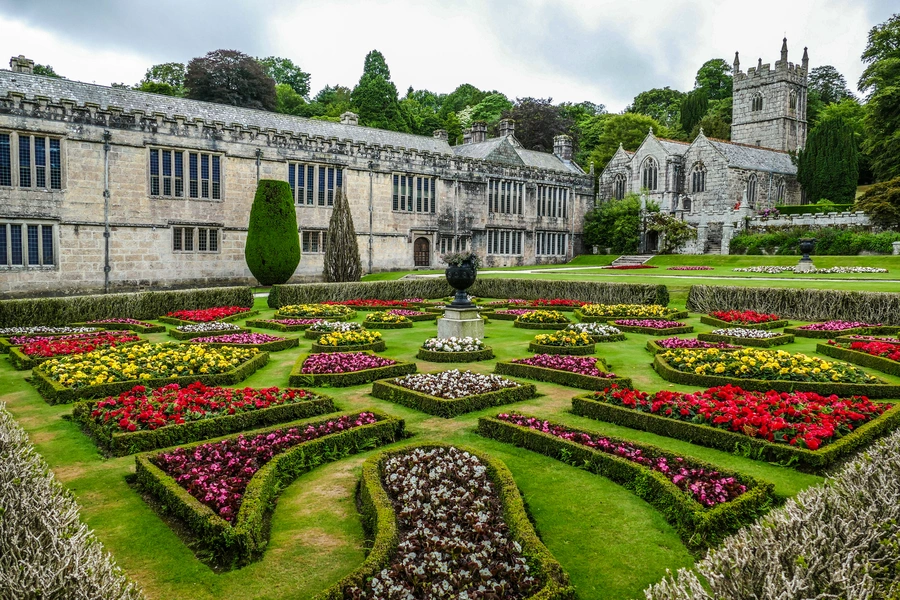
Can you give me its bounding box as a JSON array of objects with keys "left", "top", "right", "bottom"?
[
  {"left": 244, "top": 179, "right": 301, "bottom": 285},
  {"left": 323, "top": 188, "right": 362, "bottom": 282}
]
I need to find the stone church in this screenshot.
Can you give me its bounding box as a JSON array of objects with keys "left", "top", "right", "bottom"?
[
  {"left": 598, "top": 39, "right": 808, "bottom": 253},
  {"left": 0, "top": 57, "right": 592, "bottom": 297}
]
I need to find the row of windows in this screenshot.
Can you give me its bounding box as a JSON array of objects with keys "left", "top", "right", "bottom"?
[
  {"left": 173, "top": 226, "right": 219, "bottom": 253},
  {"left": 392, "top": 175, "right": 436, "bottom": 213},
  {"left": 150, "top": 149, "right": 221, "bottom": 200},
  {"left": 302, "top": 230, "right": 328, "bottom": 253},
  {"left": 0, "top": 222, "right": 55, "bottom": 266},
  {"left": 289, "top": 163, "right": 343, "bottom": 206},
  {"left": 535, "top": 231, "right": 567, "bottom": 256},
  {"left": 537, "top": 185, "right": 568, "bottom": 218},
  {"left": 439, "top": 236, "right": 469, "bottom": 254},
  {"left": 489, "top": 180, "right": 524, "bottom": 215},
  {"left": 0, "top": 133, "right": 62, "bottom": 190},
  {"left": 486, "top": 229, "right": 523, "bottom": 256}
]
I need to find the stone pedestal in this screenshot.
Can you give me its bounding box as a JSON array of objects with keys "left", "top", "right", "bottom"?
[
  {"left": 893, "top": 241, "right": 900, "bottom": 256},
  {"left": 437, "top": 307, "right": 484, "bottom": 340},
  {"left": 794, "top": 260, "right": 816, "bottom": 273}
]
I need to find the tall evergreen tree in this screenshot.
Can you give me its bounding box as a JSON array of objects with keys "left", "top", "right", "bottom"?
[
  {"left": 323, "top": 189, "right": 362, "bottom": 282},
  {"left": 680, "top": 89, "right": 708, "bottom": 136},
  {"left": 796, "top": 117, "right": 859, "bottom": 204},
  {"left": 245, "top": 180, "right": 301, "bottom": 285},
  {"left": 350, "top": 50, "right": 407, "bottom": 131},
  {"left": 858, "top": 13, "right": 900, "bottom": 181}
]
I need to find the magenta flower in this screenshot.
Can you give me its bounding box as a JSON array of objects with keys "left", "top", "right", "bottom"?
[
  {"left": 301, "top": 352, "right": 398, "bottom": 374},
  {"left": 511, "top": 354, "right": 617, "bottom": 377},
  {"left": 191, "top": 333, "right": 286, "bottom": 344},
  {"left": 615, "top": 319, "right": 681, "bottom": 329}
]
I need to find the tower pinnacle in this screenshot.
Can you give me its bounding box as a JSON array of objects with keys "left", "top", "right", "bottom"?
[{"left": 781, "top": 37, "right": 788, "bottom": 62}]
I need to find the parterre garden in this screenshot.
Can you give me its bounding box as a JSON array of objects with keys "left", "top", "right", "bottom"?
[{"left": 3, "top": 280, "right": 900, "bottom": 599}]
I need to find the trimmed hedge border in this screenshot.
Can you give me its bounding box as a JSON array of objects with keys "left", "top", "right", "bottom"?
[
  {"left": 71, "top": 321, "right": 166, "bottom": 334},
  {"left": 833, "top": 334, "right": 900, "bottom": 345},
  {"left": 315, "top": 442, "right": 575, "bottom": 600},
  {"left": 571, "top": 395, "right": 900, "bottom": 472},
  {"left": 415, "top": 347, "right": 495, "bottom": 363},
  {"left": 311, "top": 340, "right": 386, "bottom": 354},
  {"left": 168, "top": 327, "right": 251, "bottom": 341},
  {"left": 477, "top": 416, "right": 775, "bottom": 551},
  {"left": 697, "top": 332, "right": 795, "bottom": 348},
  {"left": 586, "top": 333, "right": 627, "bottom": 344},
  {"left": 158, "top": 310, "right": 259, "bottom": 326},
  {"left": 645, "top": 339, "right": 742, "bottom": 354},
  {"left": 361, "top": 320, "right": 414, "bottom": 330},
  {"left": 268, "top": 280, "right": 454, "bottom": 307},
  {"left": 288, "top": 352, "right": 417, "bottom": 387},
  {"left": 72, "top": 393, "right": 338, "bottom": 456},
  {"left": 186, "top": 337, "right": 299, "bottom": 353},
  {"left": 244, "top": 319, "right": 321, "bottom": 332},
  {"left": 31, "top": 351, "right": 270, "bottom": 405},
  {"left": 783, "top": 326, "right": 872, "bottom": 339},
  {"left": 527, "top": 342, "right": 596, "bottom": 356},
  {"left": 482, "top": 311, "right": 525, "bottom": 321},
  {"left": 8, "top": 340, "right": 146, "bottom": 371},
  {"left": 371, "top": 378, "right": 537, "bottom": 418},
  {"left": 699, "top": 316, "right": 789, "bottom": 330},
  {"left": 273, "top": 310, "right": 357, "bottom": 321},
  {"left": 816, "top": 343, "right": 900, "bottom": 378},
  {"left": 134, "top": 411, "right": 405, "bottom": 566},
  {"left": 652, "top": 353, "right": 900, "bottom": 399},
  {"left": 387, "top": 312, "right": 436, "bottom": 322},
  {"left": 494, "top": 360, "right": 632, "bottom": 391},
  {"left": 610, "top": 322, "right": 694, "bottom": 336},
  {"left": 575, "top": 309, "right": 688, "bottom": 323},
  {"left": 514, "top": 320, "right": 571, "bottom": 330}
]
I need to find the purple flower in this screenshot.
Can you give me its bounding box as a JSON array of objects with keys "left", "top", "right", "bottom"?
[
  {"left": 191, "top": 333, "right": 286, "bottom": 344},
  {"left": 301, "top": 352, "right": 398, "bottom": 374}
]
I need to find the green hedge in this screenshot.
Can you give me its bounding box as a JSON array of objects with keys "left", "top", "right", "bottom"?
[
  {"left": 514, "top": 320, "right": 571, "bottom": 330},
  {"left": 834, "top": 333, "right": 900, "bottom": 345},
  {"left": 729, "top": 225, "right": 900, "bottom": 255},
  {"left": 244, "top": 319, "right": 319, "bottom": 332},
  {"left": 71, "top": 321, "right": 166, "bottom": 334},
  {"left": 415, "top": 347, "right": 495, "bottom": 363},
  {"left": 586, "top": 333, "right": 627, "bottom": 343},
  {"left": 652, "top": 353, "right": 900, "bottom": 399},
  {"left": 527, "top": 342, "right": 596, "bottom": 356},
  {"left": 288, "top": 352, "right": 417, "bottom": 387},
  {"left": 168, "top": 327, "right": 251, "bottom": 341},
  {"left": 0, "top": 287, "right": 254, "bottom": 328},
  {"left": 72, "top": 393, "right": 337, "bottom": 456},
  {"left": 687, "top": 285, "right": 900, "bottom": 325},
  {"left": 361, "top": 320, "right": 413, "bottom": 330},
  {"left": 699, "top": 316, "right": 789, "bottom": 330},
  {"left": 783, "top": 326, "right": 872, "bottom": 339},
  {"left": 774, "top": 203, "right": 854, "bottom": 215},
  {"left": 268, "top": 280, "right": 454, "bottom": 308},
  {"left": 311, "top": 340, "right": 386, "bottom": 354},
  {"left": 371, "top": 378, "right": 537, "bottom": 418},
  {"left": 186, "top": 337, "right": 299, "bottom": 353},
  {"left": 494, "top": 361, "right": 632, "bottom": 391},
  {"left": 31, "top": 351, "right": 270, "bottom": 405},
  {"left": 477, "top": 416, "right": 774, "bottom": 551},
  {"left": 816, "top": 343, "right": 900, "bottom": 377},
  {"left": 609, "top": 323, "right": 694, "bottom": 336},
  {"left": 571, "top": 395, "right": 900, "bottom": 472},
  {"left": 315, "top": 443, "right": 575, "bottom": 600},
  {"left": 390, "top": 312, "right": 436, "bottom": 322},
  {"left": 482, "top": 311, "right": 522, "bottom": 321},
  {"left": 134, "top": 411, "right": 404, "bottom": 566},
  {"left": 575, "top": 309, "right": 688, "bottom": 323},
  {"left": 697, "top": 332, "right": 795, "bottom": 348}
]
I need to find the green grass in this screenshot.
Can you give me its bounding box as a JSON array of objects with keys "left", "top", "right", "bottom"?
[{"left": 8, "top": 289, "right": 893, "bottom": 600}]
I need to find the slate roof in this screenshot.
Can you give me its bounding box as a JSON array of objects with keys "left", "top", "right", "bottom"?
[
  {"left": 708, "top": 139, "right": 796, "bottom": 174},
  {"left": 658, "top": 139, "right": 689, "bottom": 155},
  {"left": 450, "top": 137, "right": 508, "bottom": 160},
  {"left": 450, "top": 135, "right": 583, "bottom": 174}
]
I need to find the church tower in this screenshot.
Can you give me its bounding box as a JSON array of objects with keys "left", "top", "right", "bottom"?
[{"left": 731, "top": 38, "right": 808, "bottom": 151}]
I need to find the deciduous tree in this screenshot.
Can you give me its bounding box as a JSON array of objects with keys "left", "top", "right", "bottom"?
[
  {"left": 627, "top": 87, "right": 684, "bottom": 128},
  {"left": 502, "top": 97, "right": 572, "bottom": 152},
  {"left": 257, "top": 56, "right": 310, "bottom": 98},
  {"left": 185, "top": 50, "right": 276, "bottom": 110},
  {"left": 694, "top": 59, "right": 733, "bottom": 100}
]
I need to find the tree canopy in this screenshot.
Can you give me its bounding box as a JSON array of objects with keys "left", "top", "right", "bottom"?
[
  {"left": 257, "top": 56, "right": 310, "bottom": 98},
  {"left": 694, "top": 59, "right": 733, "bottom": 100},
  {"left": 587, "top": 112, "right": 665, "bottom": 168},
  {"left": 627, "top": 87, "right": 684, "bottom": 128},
  {"left": 858, "top": 13, "right": 900, "bottom": 182},
  {"left": 502, "top": 97, "right": 572, "bottom": 152},
  {"left": 185, "top": 50, "right": 276, "bottom": 110},
  {"left": 33, "top": 64, "right": 62, "bottom": 78},
  {"left": 350, "top": 50, "right": 407, "bottom": 131},
  {"left": 797, "top": 116, "right": 859, "bottom": 204}
]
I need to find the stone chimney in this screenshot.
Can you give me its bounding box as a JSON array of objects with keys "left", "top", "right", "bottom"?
[
  {"left": 462, "top": 128, "right": 472, "bottom": 144},
  {"left": 9, "top": 55, "right": 34, "bottom": 74},
  {"left": 470, "top": 121, "right": 487, "bottom": 143},
  {"left": 553, "top": 134, "right": 573, "bottom": 161},
  {"left": 340, "top": 111, "right": 359, "bottom": 126},
  {"left": 433, "top": 129, "right": 448, "bottom": 142},
  {"left": 499, "top": 119, "right": 515, "bottom": 138}
]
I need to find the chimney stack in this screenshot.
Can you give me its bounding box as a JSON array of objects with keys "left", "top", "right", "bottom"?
[
  {"left": 433, "top": 129, "right": 448, "bottom": 142},
  {"left": 553, "top": 134, "right": 573, "bottom": 161},
  {"left": 499, "top": 118, "right": 515, "bottom": 138},
  {"left": 462, "top": 128, "right": 472, "bottom": 144},
  {"left": 470, "top": 121, "right": 487, "bottom": 143},
  {"left": 9, "top": 55, "right": 34, "bottom": 75},
  {"left": 340, "top": 111, "right": 359, "bottom": 126}
]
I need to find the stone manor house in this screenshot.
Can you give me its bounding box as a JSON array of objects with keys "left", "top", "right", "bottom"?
[
  {"left": 0, "top": 56, "right": 591, "bottom": 296},
  {"left": 598, "top": 39, "right": 809, "bottom": 253}
]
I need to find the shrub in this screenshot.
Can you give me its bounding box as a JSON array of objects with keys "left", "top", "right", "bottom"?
[
  {"left": 495, "top": 357, "right": 632, "bottom": 391},
  {"left": 323, "top": 188, "right": 362, "bottom": 282},
  {"left": 245, "top": 180, "right": 301, "bottom": 285},
  {"left": 817, "top": 342, "right": 900, "bottom": 377},
  {"left": 728, "top": 225, "right": 900, "bottom": 255}
]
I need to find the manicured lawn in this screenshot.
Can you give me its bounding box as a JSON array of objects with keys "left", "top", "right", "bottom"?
[{"left": 7, "top": 290, "right": 894, "bottom": 600}]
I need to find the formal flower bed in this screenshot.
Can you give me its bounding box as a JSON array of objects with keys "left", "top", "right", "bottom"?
[
  {"left": 512, "top": 354, "right": 614, "bottom": 377},
  {"left": 170, "top": 321, "right": 248, "bottom": 340},
  {"left": 667, "top": 266, "right": 713, "bottom": 271},
  {"left": 325, "top": 299, "right": 414, "bottom": 309},
  {"left": 710, "top": 328, "right": 781, "bottom": 338},
  {"left": 362, "top": 312, "right": 413, "bottom": 329},
  {"left": 290, "top": 351, "right": 416, "bottom": 387},
  {"left": 606, "top": 264, "right": 658, "bottom": 270},
  {"left": 818, "top": 340, "right": 900, "bottom": 377},
  {"left": 563, "top": 322, "right": 624, "bottom": 339},
  {"left": 244, "top": 318, "right": 324, "bottom": 332},
  {"left": 164, "top": 306, "right": 252, "bottom": 323},
  {"left": 528, "top": 330, "right": 596, "bottom": 355},
  {"left": 0, "top": 325, "right": 98, "bottom": 338},
  {"left": 612, "top": 319, "right": 695, "bottom": 336},
  {"left": 709, "top": 310, "right": 781, "bottom": 324},
  {"left": 393, "top": 370, "right": 519, "bottom": 398},
  {"left": 836, "top": 334, "right": 900, "bottom": 344},
  {"left": 79, "top": 318, "right": 165, "bottom": 333},
  {"left": 496, "top": 354, "right": 632, "bottom": 391},
  {"left": 524, "top": 298, "right": 586, "bottom": 309},
  {"left": 733, "top": 266, "right": 889, "bottom": 275},
  {"left": 312, "top": 330, "right": 385, "bottom": 353},
  {"left": 655, "top": 337, "right": 740, "bottom": 350},
  {"left": 275, "top": 303, "right": 357, "bottom": 319},
  {"left": 385, "top": 309, "right": 435, "bottom": 321},
  {"left": 580, "top": 303, "right": 672, "bottom": 318},
  {"left": 699, "top": 328, "right": 794, "bottom": 348},
  {"left": 8, "top": 331, "right": 143, "bottom": 370},
  {"left": 307, "top": 320, "right": 363, "bottom": 334},
  {"left": 187, "top": 332, "right": 298, "bottom": 352},
  {"left": 299, "top": 352, "right": 397, "bottom": 374},
  {"left": 812, "top": 266, "right": 888, "bottom": 274},
  {"left": 490, "top": 308, "right": 536, "bottom": 321},
  {"left": 785, "top": 320, "right": 878, "bottom": 339},
  {"left": 733, "top": 266, "right": 795, "bottom": 274},
  {"left": 514, "top": 309, "right": 571, "bottom": 329},
  {"left": 416, "top": 337, "right": 494, "bottom": 363}
]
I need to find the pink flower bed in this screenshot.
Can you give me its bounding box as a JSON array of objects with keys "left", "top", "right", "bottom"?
[
  {"left": 387, "top": 309, "right": 429, "bottom": 317},
  {"left": 796, "top": 320, "right": 878, "bottom": 331},
  {"left": 495, "top": 309, "right": 535, "bottom": 316},
  {"left": 615, "top": 319, "right": 680, "bottom": 329},
  {"left": 301, "top": 352, "right": 398, "bottom": 374},
  {"left": 155, "top": 412, "right": 379, "bottom": 521},
  {"left": 842, "top": 335, "right": 900, "bottom": 344},
  {"left": 656, "top": 337, "right": 740, "bottom": 349},
  {"left": 190, "top": 333, "right": 286, "bottom": 344},
  {"left": 666, "top": 266, "right": 713, "bottom": 271},
  {"left": 511, "top": 354, "right": 617, "bottom": 378},
  {"left": 496, "top": 413, "right": 747, "bottom": 507}
]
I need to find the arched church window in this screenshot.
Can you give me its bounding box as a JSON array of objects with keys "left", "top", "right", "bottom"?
[
  {"left": 613, "top": 173, "right": 626, "bottom": 200},
  {"left": 789, "top": 91, "right": 797, "bottom": 111},
  {"left": 683, "top": 197, "right": 692, "bottom": 212},
  {"left": 776, "top": 179, "right": 786, "bottom": 203},
  {"left": 691, "top": 163, "right": 706, "bottom": 193},
  {"left": 751, "top": 93, "right": 763, "bottom": 112},
  {"left": 746, "top": 174, "right": 758, "bottom": 208},
  {"left": 641, "top": 158, "right": 658, "bottom": 191}
]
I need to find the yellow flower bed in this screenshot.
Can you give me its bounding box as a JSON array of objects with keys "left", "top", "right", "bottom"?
[
  {"left": 659, "top": 347, "right": 882, "bottom": 383},
  {"left": 364, "top": 312, "right": 411, "bottom": 324},
  {"left": 35, "top": 342, "right": 260, "bottom": 389},
  {"left": 277, "top": 304, "right": 356, "bottom": 318},
  {"left": 317, "top": 330, "right": 383, "bottom": 347},
  {"left": 580, "top": 303, "right": 673, "bottom": 318},
  {"left": 516, "top": 310, "right": 570, "bottom": 324},
  {"left": 533, "top": 331, "right": 594, "bottom": 347}
]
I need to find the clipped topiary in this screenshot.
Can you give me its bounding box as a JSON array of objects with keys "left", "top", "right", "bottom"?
[
  {"left": 245, "top": 180, "right": 301, "bottom": 285},
  {"left": 323, "top": 188, "right": 362, "bottom": 282}
]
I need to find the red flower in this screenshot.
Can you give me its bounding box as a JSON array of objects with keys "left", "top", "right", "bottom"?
[
  {"left": 166, "top": 306, "right": 251, "bottom": 322},
  {"left": 709, "top": 310, "right": 781, "bottom": 324}
]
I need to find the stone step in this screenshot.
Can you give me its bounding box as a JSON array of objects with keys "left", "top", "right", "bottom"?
[{"left": 611, "top": 255, "right": 655, "bottom": 266}]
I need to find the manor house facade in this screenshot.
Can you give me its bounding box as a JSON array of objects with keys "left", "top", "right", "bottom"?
[
  {"left": 598, "top": 39, "right": 809, "bottom": 253},
  {"left": 0, "top": 56, "right": 592, "bottom": 297}
]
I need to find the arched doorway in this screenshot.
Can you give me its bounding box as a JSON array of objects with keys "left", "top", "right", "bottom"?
[
  {"left": 413, "top": 237, "right": 431, "bottom": 267},
  {"left": 647, "top": 231, "right": 659, "bottom": 253}
]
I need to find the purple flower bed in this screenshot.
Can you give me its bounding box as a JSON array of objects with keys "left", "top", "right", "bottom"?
[
  {"left": 155, "top": 412, "right": 379, "bottom": 521},
  {"left": 495, "top": 309, "right": 535, "bottom": 316},
  {"left": 666, "top": 266, "right": 713, "bottom": 271},
  {"left": 843, "top": 335, "right": 900, "bottom": 344},
  {"left": 797, "top": 320, "right": 878, "bottom": 331},
  {"left": 387, "top": 309, "right": 429, "bottom": 317},
  {"left": 496, "top": 414, "right": 747, "bottom": 507},
  {"left": 655, "top": 337, "right": 739, "bottom": 349},
  {"left": 401, "top": 297, "right": 424, "bottom": 303},
  {"left": 190, "top": 333, "right": 286, "bottom": 344},
  {"left": 270, "top": 318, "right": 324, "bottom": 326},
  {"left": 301, "top": 352, "right": 398, "bottom": 374},
  {"left": 615, "top": 319, "right": 679, "bottom": 329},
  {"left": 86, "top": 318, "right": 156, "bottom": 327},
  {"left": 511, "top": 354, "right": 617, "bottom": 378}
]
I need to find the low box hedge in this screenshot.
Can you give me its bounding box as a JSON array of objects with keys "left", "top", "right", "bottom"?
[
  {"left": 134, "top": 411, "right": 405, "bottom": 566},
  {"left": 415, "top": 347, "right": 495, "bottom": 363},
  {"left": 609, "top": 322, "right": 694, "bottom": 336},
  {"left": 72, "top": 392, "right": 338, "bottom": 456},
  {"left": 390, "top": 312, "right": 436, "bottom": 322},
  {"left": 652, "top": 353, "right": 900, "bottom": 399},
  {"left": 370, "top": 378, "right": 537, "bottom": 418},
  {"left": 158, "top": 310, "right": 259, "bottom": 327},
  {"left": 311, "top": 340, "right": 386, "bottom": 354},
  {"left": 168, "top": 327, "right": 251, "bottom": 341},
  {"left": 315, "top": 442, "right": 575, "bottom": 600},
  {"left": 288, "top": 352, "right": 417, "bottom": 387},
  {"left": 645, "top": 339, "right": 742, "bottom": 354},
  {"left": 574, "top": 309, "right": 688, "bottom": 323},
  {"left": 8, "top": 339, "right": 145, "bottom": 371},
  {"left": 700, "top": 316, "right": 789, "bottom": 330},
  {"left": 513, "top": 320, "right": 571, "bottom": 330},
  {"left": 816, "top": 343, "right": 900, "bottom": 378},
  {"left": 527, "top": 342, "right": 596, "bottom": 356},
  {"left": 186, "top": 337, "right": 299, "bottom": 353},
  {"left": 482, "top": 311, "right": 523, "bottom": 321},
  {"left": 71, "top": 321, "right": 166, "bottom": 334},
  {"left": 477, "top": 416, "right": 774, "bottom": 551},
  {"left": 361, "top": 320, "right": 414, "bottom": 330},
  {"left": 244, "top": 319, "right": 321, "bottom": 332},
  {"left": 494, "top": 360, "right": 632, "bottom": 391},
  {"left": 697, "top": 332, "right": 795, "bottom": 348},
  {"left": 31, "top": 351, "right": 270, "bottom": 405},
  {"left": 571, "top": 395, "right": 900, "bottom": 472},
  {"left": 587, "top": 333, "right": 627, "bottom": 343},
  {"left": 833, "top": 334, "right": 900, "bottom": 345},
  {"left": 783, "top": 326, "right": 872, "bottom": 339}
]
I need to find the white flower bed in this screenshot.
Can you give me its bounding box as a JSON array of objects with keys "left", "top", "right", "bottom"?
[
  {"left": 421, "top": 337, "right": 485, "bottom": 353},
  {"left": 308, "top": 321, "right": 362, "bottom": 333},
  {"left": 349, "top": 447, "right": 538, "bottom": 599},
  {"left": 644, "top": 427, "right": 900, "bottom": 600},
  {"left": 733, "top": 265, "right": 889, "bottom": 275},
  {"left": 710, "top": 328, "right": 781, "bottom": 339},
  {"left": 732, "top": 266, "right": 795, "bottom": 274},
  {"left": 0, "top": 326, "right": 98, "bottom": 336},
  {"left": 813, "top": 266, "right": 888, "bottom": 274},
  {"left": 175, "top": 321, "right": 242, "bottom": 333},
  {"left": 564, "top": 323, "right": 622, "bottom": 336},
  {"left": 0, "top": 403, "right": 143, "bottom": 599},
  {"left": 393, "top": 370, "right": 520, "bottom": 399}
]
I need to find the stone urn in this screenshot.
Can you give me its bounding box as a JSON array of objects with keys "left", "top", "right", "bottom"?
[
  {"left": 445, "top": 257, "right": 477, "bottom": 308},
  {"left": 799, "top": 238, "right": 816, "bottom": 261}
]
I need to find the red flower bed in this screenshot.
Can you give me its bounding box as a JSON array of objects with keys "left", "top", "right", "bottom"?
[
  {"left": 709, "top": 310, "right": 781, "bottom": 324},
  {"left": 594, "top": 384, "right": 890, "bottom": 450},
  {"left": 166, "top": 306, "right": 251, "bottom": 322},
  {"left": 88, "top": 382, "right": 319, "bottom": 433},
  {"left": 525, "top": 298, "right": 586, "bottom": 307},
  {"left": 844, "top": 340, "right": 900, "bottom": 362},
  {"left": 324, "top": 299, "right": 413, "bottom": 308},
  {"left": 20, "top": 331, "right": 140, "bottom": 357},
  {"left": 606, "top": 264, "right": 658, "bottom": 270},
  {"left": 155, "top": 412, "right": 379, "bottom": 521}
]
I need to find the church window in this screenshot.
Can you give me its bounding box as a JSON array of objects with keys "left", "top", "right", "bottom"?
[
  {"left": 751, "top": 94, "right": 763, "bottom": 112},
  {"left": 683, "top": 197, "right": 692, "bottom": 212},
  {"left": 641, "top": 158, "right": 658, "bottom": 191},
  {"left": 746, "top": 174, "right": 758, "bottom": 207},
  {"left": 776, "top": 179, "right": 786, "bottom": 203},
  {"left": 150, "top": 148, "right": 221, "bottom": 200},
  {"left": 789, "top": 91, "right": 797, "bottom": 111},
  {"left": 691, "top": 164, "right": 706, "bottom": 193},
  {"left": 289, "top": 162, "right": 344, "bottom": 207},
  {"left": 613, "top": 173, "right": 626, "bottom": 200},
  {"left": 391, "top": 174, "right": 435, "bottom": 213},
  {"left": 491, "top": 179, "right": 524, "bottom": 215}
]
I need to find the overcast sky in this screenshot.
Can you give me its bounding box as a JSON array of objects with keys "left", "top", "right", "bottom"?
[{"left": 0, "top": 0, "right": 895, "bottom": 112}]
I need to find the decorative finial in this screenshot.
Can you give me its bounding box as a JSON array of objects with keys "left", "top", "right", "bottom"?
[
  {"left": 733, "top": 51, "right": 740, "bottom": 70},
  {"left": 802, "top": 46, "right": 809, "bottom": 70},
  {"left": 758, "top": 57, "right": 763, "bottom": 70},
  {"left": 699, "top": 127, "right": 705, "bottom": 136},
  {"left": 649, "top": 127, "right": 654, "bottom": 136},
  {"left": 781, "top": 37, "right": 788, "bottom": 62},
  {"left": 618, "top": 142, "right": 624, "bottom": 149}
]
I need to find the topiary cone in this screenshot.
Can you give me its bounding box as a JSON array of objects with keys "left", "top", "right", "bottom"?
[{"left": 245, "top": 180, "right": 301, "bottom": 285}]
